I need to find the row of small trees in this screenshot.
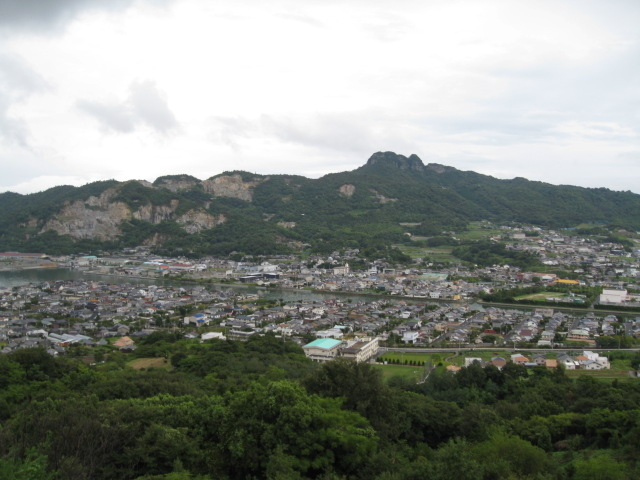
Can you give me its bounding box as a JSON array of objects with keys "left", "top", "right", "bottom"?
[{"left": 377, "top": 357, "right": 427, "bottom": 366}]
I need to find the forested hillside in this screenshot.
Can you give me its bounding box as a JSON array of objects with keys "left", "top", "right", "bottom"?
[
  {"left": 2, "top": 152, "right": 640, "bottom": 256},
  {"left": 1, "top": 337, "right": 639, "bottom": 479}
]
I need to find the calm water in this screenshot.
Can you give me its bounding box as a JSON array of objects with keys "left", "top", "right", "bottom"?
[
  {"left": 0, "top": 268, "right": 354, "bottom": 303},
  {"left": 0, "top": 269, "right": 166, "bottom": 288},
  {"left": 0, "top": 268, "right": 89, "bottom": 287}
]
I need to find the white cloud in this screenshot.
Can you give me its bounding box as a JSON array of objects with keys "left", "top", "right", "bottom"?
[{"left": 0, "top": 174, "right": 98, "bottom": 195}]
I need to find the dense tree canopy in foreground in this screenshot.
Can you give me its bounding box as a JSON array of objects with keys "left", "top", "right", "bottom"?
[{"left": 0, "top": 336, "right": 639, "bottom": 479}]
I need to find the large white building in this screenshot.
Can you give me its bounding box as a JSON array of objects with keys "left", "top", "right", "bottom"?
[
  {"left": 599, "top": 289, "right": 627, "bottom": 304},
  {"left": 302, "top": 337, "right": 379, "bottom": 363},
  {"left": 302, "top": 338, "right": 343, "bottom": 362},
  {"left": 340, "top": 338, "right": 379, "bottom": 363}
]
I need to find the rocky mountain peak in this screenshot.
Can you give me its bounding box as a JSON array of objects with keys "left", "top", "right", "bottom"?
[
  {"left": 365, "top": 151, "right": 425, "bottom": 172},
  {"left": 153, "top": 174, "right": 202, "bottom": 192}
]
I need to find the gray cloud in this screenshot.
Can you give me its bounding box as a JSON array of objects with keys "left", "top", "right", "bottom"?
[
  {"left": 0, "top": 0, "right": 87, "bottom": 29},
  {"left": 421, "top": 44, "right": 640, "bottom": 148},
  {"left": 209, "top": 116, "right": 259, "bottom": 150},
  {"left": 0, "top": 0, "right": 169, "bottom": 33},
  {"left": 77, "top": 80, "right": 179, "bottom": 135},
  {"left": 363, "top": 14, "right": 412, "bottom": 43},
  {"left": 424, "top": 110, "right": 561, "bottom": 146},
  {"left": 0, "top": 52, "right": 49, "bottom": 146},
  {"left": 76, "top": 99, "right": 135, "bottom": 133},
  {"left": 278, "top": 13, "right": 325, "bottom": 28},
  {"left": 210, "top": 112, "right": 381, "bottom": 154},
  {"left": 0, "top": 52, "right": 50, "bottom": 94},
  {"left": 128, "top": 80, "right": 179, "bottom": 134},
  {"left": 615, "top": 151, "right": 640, "bottom": 167},
  {"left": 0, "top": 146, "right": 68, "bottom": 193},
  {"left": 260, "top": 114, "right": 376, "bottom": 153},
  {"left": 0, "top": 94, "right": 28, "bottom": 146},
  {"left": 210, "top": 111, "right": 420, "bottom": 159}
]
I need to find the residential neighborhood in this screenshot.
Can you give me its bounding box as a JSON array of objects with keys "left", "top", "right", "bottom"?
[
  {"left": 1, "top": 223, "right": 639, "bottom": 378},
  {"left": 1, "top": 273, "right": 638, "bottom": 377}
]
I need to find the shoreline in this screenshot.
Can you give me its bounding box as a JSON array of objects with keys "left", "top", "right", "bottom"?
[
  {"left": 2, "top": 268, "right": 638, "bottom": 316},
  {"left": 0, "top": 264, "right": 59, "bottom": 272}
]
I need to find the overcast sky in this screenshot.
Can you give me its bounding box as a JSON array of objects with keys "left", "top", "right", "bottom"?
[{"left": 1, "top": 0, "right": 639, "bottom": 194}]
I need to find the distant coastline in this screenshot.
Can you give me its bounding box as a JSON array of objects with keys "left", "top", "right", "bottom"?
[{"left": 0, "top": 264, "right": 59, "bottom": 272}]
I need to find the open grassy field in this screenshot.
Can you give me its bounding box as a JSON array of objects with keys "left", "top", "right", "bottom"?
[
  {"left": 374, "top": 364, "right": 425, "bottom": 382},
  {"left": 380, "top": 351, "right": 476, "bottom": 367},
  {"left": 127, "top": 357, "right": 171, "bottom": 370},
  {"left": 380, "top": 352, "right": 433, "bottom": 364}
]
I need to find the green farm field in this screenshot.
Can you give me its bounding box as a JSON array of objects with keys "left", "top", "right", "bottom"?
[
  {"left": 397, "top": 245, "right": 457, "bottom": 262},
  {"left": 456, "top": 223, "right": 504, "bottom": 241},
  {"left": 564, "top": 369, "right": 635, "bottom": 381}
]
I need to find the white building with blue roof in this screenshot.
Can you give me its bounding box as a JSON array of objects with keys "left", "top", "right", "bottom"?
[{"left": 302, "top": 338, "right": 343, "bottom": 362}]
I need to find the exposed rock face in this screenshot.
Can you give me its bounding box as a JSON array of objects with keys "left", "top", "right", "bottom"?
[
  {"left": 155, "top": 178, "right": 200, "bottom": 192},
  {"left": 143, "top": 233, "right": 170, "bottom": 247},
  {"left": 339, "top": 184, "right": 356, "bottom": 197},
  {"left": 371, "top": 190, "right": 397, "bottom": 204},
  {"left": 35, "top": 177, "right": 234, "bottom": 244},
  {"left": 277, "top": 221, "right": 296, "bottom": 229},
  {"left": 42, "top": 199, "right": 131, "bottom": 241},
  {"left": 177, "top": 210, "right": 226, "bottom": 233},
  {"left": 21, "top": 218, "right": 39, "bottom": 229},
  {"left": 202, "top": 174, "right": 264, "bottom": 202},
  {"left": 132, "top": 200, "right": 180, "bottom": 223},
  {"left": 426, "top": 163, "right": 453, "bottom": 174}
]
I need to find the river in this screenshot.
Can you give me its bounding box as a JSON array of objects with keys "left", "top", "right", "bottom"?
[{"left": 0, "top": 268, "right": 371, "bottom": 304}]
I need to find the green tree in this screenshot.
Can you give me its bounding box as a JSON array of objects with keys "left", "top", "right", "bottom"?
[
  {"left": 427, "top": 438, "right": 485, "bottom": 480},
  {"left": 219, "top": 380, "right": 377, "bottom": 478},
  {"left": 0, "top": 449, "right": 56, "bottom": 480},
  {"left": 572, "top": 452, "right": 629, "bottom": 480},
  {"left": 630, "top": 352, "right": 640, "bottom": 370},
  {"left": 302, "top": 359, "right": 398, "bottom": 439},
  {"left": 471, "top": 431, "right": 549, "bottom": 479}
]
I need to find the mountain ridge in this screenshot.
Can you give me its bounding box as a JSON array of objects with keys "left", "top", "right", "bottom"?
[{"left": 1, "top": 152, "right": 639, "bottom": 256}]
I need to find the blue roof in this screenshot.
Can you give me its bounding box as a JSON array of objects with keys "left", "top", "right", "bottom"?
[{"left": 304, "top": 338, "right": 342, "bottom": 349}]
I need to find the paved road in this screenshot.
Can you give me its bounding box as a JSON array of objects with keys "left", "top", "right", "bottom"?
[{"left": 381, "top": 347, "right": 640, "bottom": 354}]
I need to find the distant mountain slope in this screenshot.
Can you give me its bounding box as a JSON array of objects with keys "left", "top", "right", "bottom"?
[{"left": 1, "top": 152, "right": 639, "bottom": 255}]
